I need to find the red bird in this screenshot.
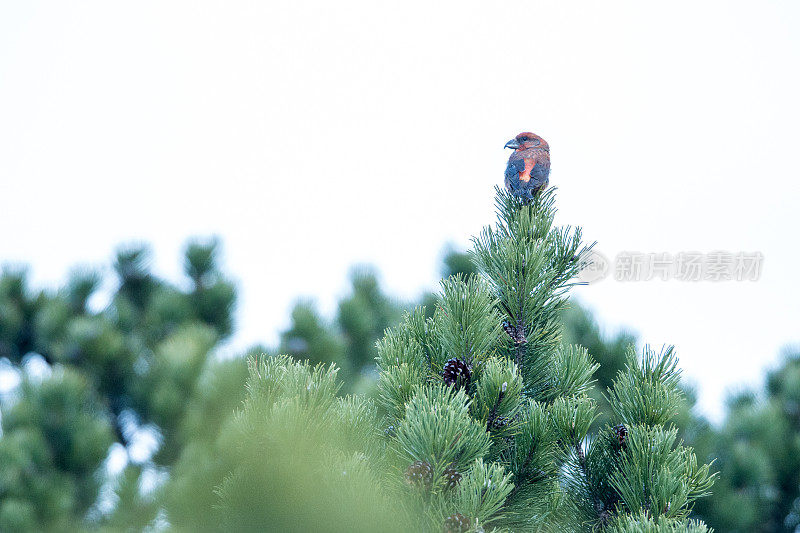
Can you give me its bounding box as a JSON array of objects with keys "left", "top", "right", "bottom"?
[{"left": 504, "top": 132, "right": 550, "bottom": 200}]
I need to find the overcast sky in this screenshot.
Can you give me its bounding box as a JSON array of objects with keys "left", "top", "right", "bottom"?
[{"left": 1, "top": 1, "right": 798, "bottom": 421}]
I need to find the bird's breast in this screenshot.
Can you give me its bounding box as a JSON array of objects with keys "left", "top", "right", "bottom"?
[{"left": 519, "top": 159, "right": 535, "bottom": 183}]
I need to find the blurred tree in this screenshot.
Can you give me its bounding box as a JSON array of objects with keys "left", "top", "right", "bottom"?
[
  {"left": 276, "top": 267, "right": 402, "bottom": 391},
  {"left": 0, "top": 237, "right": 236, "bottom": 530},
  {"left": 159, "top": 356, "right": 249, "bottom": 532},
  {"left": 278, "top": 300, "right": 346, "bottom": 370},
  {"left": 0, "top": 368, "right": 113, "bottom": 531},
  {"left": 693, "top": 347, "right": 800, "bottom": 532},
  {"left": 215, "top": 356, "right": 412, "bottom": 533},
  {"left": 561, "top": 304, "right": 634, "bottom": 393},
  {"left": 0, "top": 268, "right": 51, "bottom": 363},
  {"left": 336, "top": 267, "right": 403, "bottom": 374}
]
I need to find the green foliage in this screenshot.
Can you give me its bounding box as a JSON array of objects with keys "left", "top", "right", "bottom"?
[
  {"left": 451, "top": 458, "right": 514, "bottom": 525},
  {"left": 244, "top": 354, "right": 342, "bottom": 413},
  {"left": 184, "top": 239, "right": 236, "bottom": 338},
  {"left": 377, "top": 362, "right": 426, "bottom": 420},
  {"left": 101, "top": 464, "right": 160, "bottom": 532},
  {"left": 471, "top": 188, "right": 585, "bottom": 397},
  {"left": 161, "top": 357, "right": 249, "bottom": 532},
  {"left": 278, "top": 299, "right": 347, "bottom": 369},
  {"left": 561, "top": 303, "right": 636, "bottom": 396},
  {"left": 140, "top": 323, "right": 219, "bottom": 463},
  {"left": 394, "top": 384, "right": 492, "bottom": 474},
  {"left": 0, "top": 237, "right": 237, "bottom": 530},
  {"left": 337, "top": 267, "right": 403, "bottom": 372},
  {"left": 433, "top": 275, "right": 503, "bottom": 374},
  {"left": 277, "top": 267, "right": 403, "bottom": 390},
  {"left": 692, "top": 347, "right": 800, "bottom": 532},
  {"left": 572, "top": 346, "right": 717, "bottom": 529},
  {"left": 509, "top": 400, "right": 559, "bottom": 483},
  {"left": 609, "top": 425, "right": 714, "bottom": 520},
  {"left": 0, "top": 368, "right": 113, "bottom": 531},
  {"left": 421, "top": 248, "right": 479, "bottom": 319},
  {"left": 362, "top": 187, "right": 714, "bottom": 531},
  {"left": 607, "top": 512, "right": 711, "bottom": 533},
  {"left": 0, "top": 182, "right": 744, "bottom": 531},
  {"left": 561, "top": 303, "right": 637, "bottom": 432},
  {"left": 215, "top": 355, "right": 411, "bottom": 533},
  {"left": 548, "top": 344, "right": 599, "bottom": 400},
  {"left": 471, "top": 357, "right": 523, "bottom": 425},
  {"left": 376, "top": 307, "right": 429, "bottom": 371},
  {"left": 0, "top": 267, "right": 46, "bottom": 363},
  {"left": 550, "top": 394, "right": 598, "bottom": 446},
  {"left": 606, "top": 346, "right": 684, "bottom": 427}
]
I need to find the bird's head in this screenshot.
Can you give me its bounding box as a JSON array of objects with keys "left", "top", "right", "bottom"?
[{"left": 504, "top": 132, "right": 549, "bottom": 152}]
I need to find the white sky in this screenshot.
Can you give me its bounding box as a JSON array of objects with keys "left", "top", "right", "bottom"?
[{"left": 1, "top": 1, "right": 798, "bottom": 421}]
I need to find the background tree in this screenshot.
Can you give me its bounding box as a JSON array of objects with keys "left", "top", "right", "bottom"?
[
  {"left": 158, "top": 356, "right": 249, "bottom": 532},
  {"left": 337, "top": 267, "right": 403, "bottom": 374},
  {"left": 0, "top": 238, "right": 236, "bottom": 530},
  {"left": 692, "top": 347, "right": 800, "bottom": 532},
  {"left": 0, "top": 368, "right": 113, "bottom": 531},
  {"left": 275, "top": 266, "right": 402, "bottom": 392},
  {"left": 278, "top": 300, "right": 347, "bottom": 369}
]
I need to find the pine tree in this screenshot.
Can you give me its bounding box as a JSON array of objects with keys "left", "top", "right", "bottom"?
[
  {"left": 217, "top": 186, "right": 716, "bottom": 531},
  {"left": 0, "top": 368, "right": 113, "bottom": 531},
  {"left": 561, "top": 303, "right": 636, "bottom": 429},
  {"left": 0, "top": 238, "right": 237, "bottom": 530},
  {"left": 215, "top": 356, "right": 411, "bottom": 533},
  {"left": 692, "top": 347, "right": 800, "bottom": 532},
  {"left": 337, "top": 266, "right": 403, "bottom": 377},
  {"left": 374, "top": 188, "right": 715, "bottom": 531},
  {"left": 276, "top": 266, "right": 403, "bottom": 390}
]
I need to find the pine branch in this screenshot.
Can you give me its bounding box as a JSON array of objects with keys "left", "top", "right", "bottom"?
[
  {"left": 485, "top": 384, "right": 506, "bottom": 430},
  {"left": 507, "top": 443, "right": 544, "bottom": 501}
]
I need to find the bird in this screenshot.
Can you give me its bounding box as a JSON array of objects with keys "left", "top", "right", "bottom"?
[{"left": 504, "top": 132, "right": 550, "bottom": 200}]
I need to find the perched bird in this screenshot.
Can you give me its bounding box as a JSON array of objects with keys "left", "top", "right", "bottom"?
[{"left": 504, "top": 132, "right": 550, "bottom": 200}]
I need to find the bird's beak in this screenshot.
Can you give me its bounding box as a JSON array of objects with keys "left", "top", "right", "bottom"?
[{"left": 504, "top": 139, "right": 520, "bottom": 150}]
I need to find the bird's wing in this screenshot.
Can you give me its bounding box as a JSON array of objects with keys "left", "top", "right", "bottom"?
[
  {"left": 505, "top": 154, "right": 526, "bottom": 182},
  {"left": 528, "top": 152, "right": 550, "bottom": 187}
]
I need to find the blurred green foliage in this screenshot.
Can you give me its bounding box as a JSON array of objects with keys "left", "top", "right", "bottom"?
[
  {"left": 0, "top": 238, "right": 236, "bottom": 530},
  {"left": 0, "top": 368, "right": 112, "bottom": 531},
  {"left": 277, "top": 266, "right": 403, "bottom": 391},
  {"left": 215, "top": 355, "right": 411, "bottom": 533},
  {"left": 692, "top": 348, "right": 800, "bottom": 532},
  {"left": 0, "top": 240, "right": 797, "bottom": 531}
]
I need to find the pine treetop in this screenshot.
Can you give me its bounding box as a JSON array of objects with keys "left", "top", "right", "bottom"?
[{"left": 219, "top": 184, "right": 716, "bottom": 532}]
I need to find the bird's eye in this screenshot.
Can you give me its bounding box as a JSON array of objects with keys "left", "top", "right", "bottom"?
[{"left": 518, "top": 136, "right": 540, "bottom": 146}]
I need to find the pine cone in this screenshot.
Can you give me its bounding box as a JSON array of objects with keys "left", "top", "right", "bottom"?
[
  {"left": 443, "top": 513, "right": 472, "bottom": 533},
  {"left": 501, "top": 320, "right": 527, "bottom": 345},
  {"left": 613, "top": 424, "right": 628, "bottom": 448},
  {"left": 405, "top": 460, "right": 433, "bottom": 487},
  {"left": 490, "top": 416, "right": 510, "bottom": 430},
  {"left": 442, "top": 358, "right": 472, "bottom": 389},
  {"left": 442, "top": 467, "right": 462, "bottom": 490}
]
